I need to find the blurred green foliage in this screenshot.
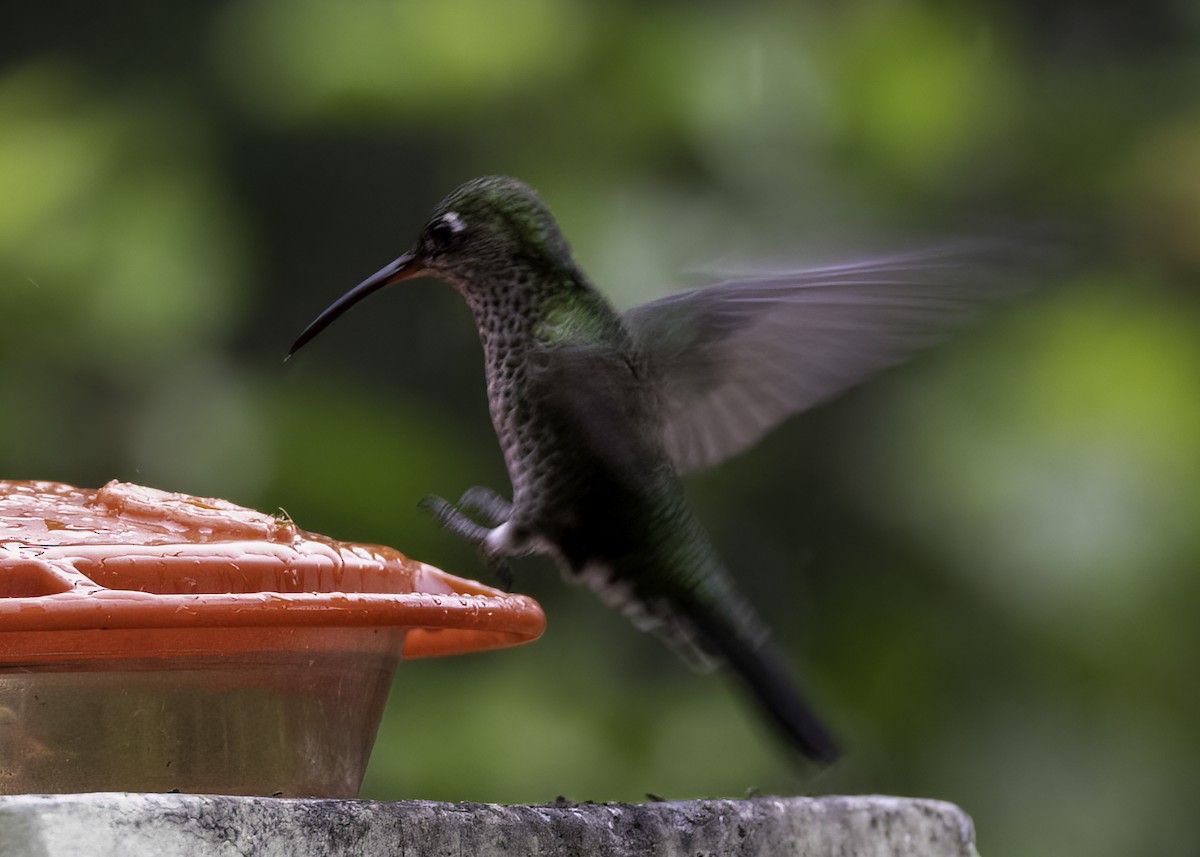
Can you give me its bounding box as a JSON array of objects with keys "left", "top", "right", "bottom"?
[{"left": 3, "top": 2, "right": 1199, "bottom": 855}]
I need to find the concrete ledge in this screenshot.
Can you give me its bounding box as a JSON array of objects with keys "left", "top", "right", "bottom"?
[{"left": 0, "top": 793, "right": 979, "bottom": 856}]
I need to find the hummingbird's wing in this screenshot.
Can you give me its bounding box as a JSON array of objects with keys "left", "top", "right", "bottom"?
[{"left": 623, "top": 241, "right": 1039, "bottom": 473}]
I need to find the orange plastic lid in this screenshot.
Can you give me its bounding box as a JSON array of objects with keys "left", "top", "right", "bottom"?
[{"left": 0, "top": 480, "right": 545, "bottom": 661}]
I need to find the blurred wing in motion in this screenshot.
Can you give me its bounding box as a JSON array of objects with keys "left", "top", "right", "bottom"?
[{"left": 623, "top": 240, "right": 1046, "bottom": 473}]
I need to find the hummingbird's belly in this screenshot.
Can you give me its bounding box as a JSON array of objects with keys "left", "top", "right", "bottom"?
[{"left": 484, "top": 347, "right": 671, "bottom": 562}]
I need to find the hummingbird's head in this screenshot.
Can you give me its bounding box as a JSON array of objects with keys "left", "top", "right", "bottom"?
[
  {"left": 420, "top": 176, "right": 573, "bottom": 281},
  {"left": 289, "top": 176, "right": 574, "bottom": 356}
]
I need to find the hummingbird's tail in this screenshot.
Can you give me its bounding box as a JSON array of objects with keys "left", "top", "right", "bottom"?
[
  {"left": 581, "top": 555, "right": 840, "bottom": 765},
  {"left": 684, "top": 596, "right": 841, "bottom": 765}
]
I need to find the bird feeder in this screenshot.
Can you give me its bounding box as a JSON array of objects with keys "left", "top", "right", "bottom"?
[{"left": 0, "top": 480, "right": 544, "bottom": 798}]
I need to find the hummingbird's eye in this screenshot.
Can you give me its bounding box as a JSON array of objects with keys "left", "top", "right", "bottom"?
[{"left": 426, "top": 211, "right": 467, "bottom": 251}]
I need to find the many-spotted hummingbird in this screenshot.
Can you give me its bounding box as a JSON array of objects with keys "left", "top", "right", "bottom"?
[{"left": 290, "top": 175, "right": 1028, "bottom": 764}]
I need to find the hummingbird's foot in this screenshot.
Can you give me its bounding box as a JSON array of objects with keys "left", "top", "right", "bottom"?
[
  {"left": 456, "top": 486, "right": 513, "bottom": 527},
  {"left": 419, "top": 495, "right": 517, "bottom": 590}
]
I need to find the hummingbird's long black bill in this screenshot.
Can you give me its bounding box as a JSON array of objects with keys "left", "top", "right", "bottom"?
[{"left": 287, "top": 251, "right": 425, "bottom": 359}]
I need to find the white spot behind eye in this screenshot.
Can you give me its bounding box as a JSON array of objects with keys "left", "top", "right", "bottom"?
[{"left": 441, "top": 211, "right": 466, "bottom": 235}]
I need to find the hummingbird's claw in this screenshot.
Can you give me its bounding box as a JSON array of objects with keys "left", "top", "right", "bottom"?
[
  {"left": 456, "top": 486, "right": 513, "bottom": 527},
  {"left": 416, "top": 494, "right": 449, "bottom": 517},
  {"left": 418, "top": 494, "right": 489, "bottom": 542},
  {"left": 416, "top": 495, "right": 445, "bottom": 525},
  {"left": 489, "top": 556, "right": 515, "bottom": 592}
]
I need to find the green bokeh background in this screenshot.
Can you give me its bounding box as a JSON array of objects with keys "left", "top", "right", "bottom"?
[{"left": 3, "top": 2, "right": 1198, "bottom": 855}]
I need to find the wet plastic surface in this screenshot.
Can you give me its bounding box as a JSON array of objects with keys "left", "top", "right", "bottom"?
[{"left": 0, "top": 480, "right": 545, "bottom": 797}]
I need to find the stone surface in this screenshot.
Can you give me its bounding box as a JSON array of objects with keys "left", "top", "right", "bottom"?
[{"left": 0, "top": 793, "right": 980, "bottom": 856}]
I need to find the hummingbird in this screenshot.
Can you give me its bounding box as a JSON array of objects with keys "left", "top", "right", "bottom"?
[{"left": 290, "top": 175, "right": 1031, "bottom": 764}]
